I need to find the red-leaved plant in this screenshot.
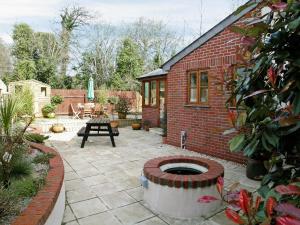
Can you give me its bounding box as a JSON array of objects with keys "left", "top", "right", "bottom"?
[{"left": 198, "top": 177, "right": 300, "bottom": 225}]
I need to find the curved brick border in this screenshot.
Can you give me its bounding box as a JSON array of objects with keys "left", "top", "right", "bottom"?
[
  {"left": 144, "top": 156, "right": 224, "bottom": 189},
  {"left": 12, "top": 143, "right": 64, "bottom": 225}
]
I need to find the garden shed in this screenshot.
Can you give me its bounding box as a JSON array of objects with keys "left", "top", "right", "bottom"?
[{"left": 8, "top": 79, "right": 51, "bottom": 116}]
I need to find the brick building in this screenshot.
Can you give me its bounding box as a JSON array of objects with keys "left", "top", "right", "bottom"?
[{"left": 139, "top": 1, "right": 261, "bottom": 163}]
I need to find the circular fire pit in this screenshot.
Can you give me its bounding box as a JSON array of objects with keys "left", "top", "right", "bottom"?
[{"left": 143, "top": 156, "right": 224, "bottom": 219}]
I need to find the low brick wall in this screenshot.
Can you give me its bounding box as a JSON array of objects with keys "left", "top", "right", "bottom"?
[
  {"left": 12, "top": 143, "right": 64, "bottom": 225},
  {"left": 144, "top": 156, "right": 224, "bottom": 189}
]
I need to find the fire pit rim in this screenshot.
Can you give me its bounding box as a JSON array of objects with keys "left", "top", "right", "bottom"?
[{"left": 143, "top": 155, "right": 224, "bottom": 189}]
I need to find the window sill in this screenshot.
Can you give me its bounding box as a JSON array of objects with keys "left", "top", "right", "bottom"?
[{"left": 184, "top": 104, "right": 210, "bottom": 109}]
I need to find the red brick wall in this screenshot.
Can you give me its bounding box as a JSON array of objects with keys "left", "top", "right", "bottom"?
[
  {"left": 166, "top": 24, "right": 247, "bottom": 163},
  {"left": 142, "top": 107, "right": 160, "bottom": 127}
]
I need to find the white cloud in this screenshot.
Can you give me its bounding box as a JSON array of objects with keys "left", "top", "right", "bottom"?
[
  {"left": 0, "top": 0, "right": 62, "bottom": 23},
  {"left": 0, "top": 0, "right": 248, "bottom": 44},
  {"left": 0, "top": 33, "right": 13, "bottom": 44}
]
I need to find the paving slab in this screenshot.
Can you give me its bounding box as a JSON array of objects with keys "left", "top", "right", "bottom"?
[
  {"left": 70, "top": 198, "right": 107, "bottom": 219},
  {"left": 112, "top": 203, "right": 154, "bottom": 225},
  {"left": 47, "top": 126, "right": 260, "bottom": 225},
  {"left": 78, "top": 212, "right": 122, "bottom": 225}
]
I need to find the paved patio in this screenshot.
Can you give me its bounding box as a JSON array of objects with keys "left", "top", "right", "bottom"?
[{"left": 47, "top": 127, "right": 259, "bottom": 225}]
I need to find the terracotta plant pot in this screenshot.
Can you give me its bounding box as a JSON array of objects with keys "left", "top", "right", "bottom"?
[
  {"left": 47, "top": 112, "right": 56, "bottom": 118},
  {"left": 118, "top": 112, "right": 127, "bottom": 119},
  {"left": 132, "top": 123, "right": 141, "bottom": 130},
  {"left": 51, "top": 124, "right": 65, "bottom": 133},
  {"left": 110, "top": 120, "right": 119, "bottom": 128}
]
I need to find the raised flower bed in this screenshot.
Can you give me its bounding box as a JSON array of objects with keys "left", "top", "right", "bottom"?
[{"left": 11, "top": 143, "right": 65, "bottom": 225}]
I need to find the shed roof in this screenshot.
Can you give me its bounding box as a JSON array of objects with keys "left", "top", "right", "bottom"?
[
  {"left": 138, "top": 68, "right": 168, "bottom": 80},
  {"left": 9, "top": 79, "right": 51, "bottom": 88},
  {"left": 162, "top": 0, "right": 259, "bottom": 71}
]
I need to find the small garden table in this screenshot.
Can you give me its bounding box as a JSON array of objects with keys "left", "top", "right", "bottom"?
[{"left": 77, "top": 118, "right": 119, "bottom": 148}]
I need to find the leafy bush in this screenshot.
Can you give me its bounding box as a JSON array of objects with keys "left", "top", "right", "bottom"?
[
  {"left": 13, "top": 86, "right": 34, "bottom": 116},
  {"left": 107, "top": 96, "right": 119, "bottom": 105},
  {"left": 11, "top": 178, "right": 37, "bottom": 197},
  {"left": 96, "top": 88, "right": 108, "bottom": 105},
  {"left": 10, "top": 159, "right": 32, "bottom": 178},
  {"left": 0, "top": 187, "right": 19, "bottom": 219},
  {"left": 33, "top": 153, "right": 55, "bottom": 164},
  {"left": 10, "top": 176, "right": 45, "bottom": 198},
  {"left": 0, "top": 96, "right": 32, "bottom": 187},
  {"left": 51, "top": 95, "right": 63, "bottom": 106},
  {"left": 41, "top": 104, "right": 55, "bottom": 116},
  {"left": 24, "top": 133, "right": 49, "bottom": 143},
  {"left": 115, "top": 96, "right": 130, "bottom": 114}
]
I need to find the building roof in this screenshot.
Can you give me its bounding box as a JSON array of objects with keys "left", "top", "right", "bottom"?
[
  {"left": 162, "top": 0, "right": 259, "bottom": 71},
  {"left": 138, "top": 68, "right": 168, "bottom": 80},
  {"left": 8, "top": 79, "right": 51, "bottom": 88}
]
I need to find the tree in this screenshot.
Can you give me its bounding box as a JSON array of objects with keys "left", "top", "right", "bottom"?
[
  {"left": 126, "top": 18, "right": 182, "bottom": 71},
  {"left": 111, "top": 37, "right": 143, "bottom": 90},
  {"left": 13, "top": 60, "right": 36, "bottom": 80},
  {"left": 12, "top": 23, "right": 34, "bottom": 60},
  {"left": 0, "top": 39, "right": 12, "bottom": 79},
  {"left": 74, "top": 23, "right": 117, "bottom": 89},
  {"left": 33, "top": 32, "right": 60, "bottom": 84},
  {"left": 59, "top": 6, "right": 90, "bottom": 77}
]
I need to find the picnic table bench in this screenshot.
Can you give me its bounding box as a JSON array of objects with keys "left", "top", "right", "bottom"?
[{"left": 77, "top": 118, "right": 119, "bottom": 148}]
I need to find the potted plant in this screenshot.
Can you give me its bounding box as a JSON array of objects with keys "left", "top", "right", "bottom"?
[
  {"left": 108, "top": 96, "right": 119, "bottom": 128},
  {"left": 143, "top": 120, "right": 151, "bottom": 131},
  {"left": 116, "top": 96, "right": 130, "bottom": 119},
  {"left": 224, "top": 1, "right": 300, "bottom": 180},
  {"left": 41, "top": 104, "right": 56, "bottom": 118}
]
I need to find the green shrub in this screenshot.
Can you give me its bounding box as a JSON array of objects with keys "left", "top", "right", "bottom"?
[
  {"left": 51, "top": 95, "right": 63, "bottom": 106},
  {"left": 24, "top": 133, "right": 49, "bottom": 143},
  {"left": 96, "top": 88, "right": 108, "bottom": 106},
  {"left": 0, "top": 187, "right": 19, "bottom": 219},
  {"left": 13, "top": 86, "right": 34, "bottom": 116},
  {"left": 11, "top": 178, "right": 37, "bottom": 197},
  {"left": 41, "top": 104, "right": 56, "bottom": 117},
  {"left": 116, "top": 96, "right": 130, "bottom": 114},
  {"left": 33, "top": 153, "right": 55, "bottom": 164},
  {"left": 10, "top": 159, "right": 32, "bottom": 178},
  {"left": 107, "top": 96, "right": 119, "bottom": 105}
]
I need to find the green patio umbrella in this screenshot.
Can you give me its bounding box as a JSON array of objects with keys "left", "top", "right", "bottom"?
[{"left": 87, "top": 76, "right": 94, "bottom": 101}]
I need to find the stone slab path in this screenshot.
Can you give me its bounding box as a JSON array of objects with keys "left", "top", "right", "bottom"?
[{"left": 48, "top": 127, "right": 259, "bottom": 225}]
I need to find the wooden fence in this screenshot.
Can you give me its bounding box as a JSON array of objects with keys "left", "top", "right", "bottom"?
[{"left": 51, "top": 89, "right": 141, "bottom": 115}]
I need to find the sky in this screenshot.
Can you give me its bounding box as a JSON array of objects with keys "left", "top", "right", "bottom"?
[{"left": 0, "top": 0, "right": 248, "bottom": 45}]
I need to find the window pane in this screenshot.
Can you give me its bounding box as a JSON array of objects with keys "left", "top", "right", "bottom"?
[
  {"left": 190, "top": 73, "right": 197, "bottom": 87},
  {"left": 189, "top": 73, "right": 197, "bottom": 102},
  {"left": 190, "top": 88, "right": 197, "bottom": 102},
  {"left": 144, "top": 82, "right": 149, "bottom": 105},
  {"left": 200, "top": 72, "right": 208, "bottom": 86},
  {"left": 159, "top": 80, "right": 165, "bottom": 98},
  {"left": 150, "top": 81, "right": 157, "bottom": 106},
  {"left": 200, "top": 87, "right": 208, "bottom": 103}
]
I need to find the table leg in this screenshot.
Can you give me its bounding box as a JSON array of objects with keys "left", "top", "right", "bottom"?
[
  {"left": 81, "top": 125, "right": 90, "bottom": 148},
  {"left": 108, "top": 125, "right": 116, "bottom": 147}
]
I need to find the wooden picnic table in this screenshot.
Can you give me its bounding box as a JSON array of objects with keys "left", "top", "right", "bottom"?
[{"left": 77, "top": 118, "right": 119, "bottom": 148}]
